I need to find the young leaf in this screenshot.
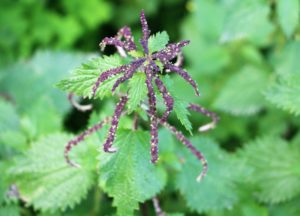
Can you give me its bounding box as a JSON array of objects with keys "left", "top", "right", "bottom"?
[
  {"left": 10, "top": 134, "right": 96, "bottom": 212},
  {"left": 162, "top": 76, "right": 192, "bottom": 132},
  {"left": 276, "top": 0, "right": 299, "bottom": 38},
  {"left": 176, "top": 137, "right": 239, "bottom": 213},
  {"left": 240, "top": 136, "right": 300, "bottom": 203},
  {"left": 214, "top": 66, "right": 269, "bottom": 115},
  {"left": 148, "top": 31, "right": 169, "bottom": 53},
  {"left": 98, "top": 130, "right": 167, "bottom": 216},
  {"left": 56, "top": 54, "right": 124, "bottom": 99},
  {"left": 127, "top": 72, "right": 147, "bottom": 112},
  {"left": 173, "top": 98, "right": 192, "bottom": 133}
]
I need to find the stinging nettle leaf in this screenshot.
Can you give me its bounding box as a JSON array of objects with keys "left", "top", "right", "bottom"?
[
  {"left": 265, "top": 82, "right": 300, "bottom": 115},
  {"left": 214, "top": 66, "right": 269, "bottom": 115},
  {"left": 269, "top": 196, "right": 300, "bottom": 216},
  {"left": 276, "top": 0, "right": 299, "bottom": 38},
  {"left": 0, "top": 51, "right": 89, "bottom": 115},
  {"left": 56, "top": 54, "right": 124, "bottom": 99},
  {"left": 0, "top": 204, "right": 20, "bottom": 216},
  {"left": 176, "top": 137, "right": 239, "bottom": 213},
  {"left": 148, "top": 31, "right": 170, "bottom": 53},
  {"left": 265, "top": 42, "right": 300, "bottom": 115},
  {"left": 10, "top": 134, "right": 96, "bottom": 212},
  {"left": 98, "top": 130, "right": 167, "bottom": 216},
  {"left": 240, "top": 136, "right": 300, "bottom": 204},
  {"left": 220, "top": 0, "right": 274, "bottom": 45},
  {"left": 162, "top": 76, "right": 192, "bottom": 133},
  {"left": 273, "top": 42, "right": 300, "bottom": 82},
  {"left": 127, "top": 72, "right": 148, "bottom": 112},
  {"left": 0, "top": 99, "right": 20, "bottom": 133}
]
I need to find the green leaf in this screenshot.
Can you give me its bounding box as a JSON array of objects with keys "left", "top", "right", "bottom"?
[
  {"left": 62, "top": 0, "right": 112, "bottom": 29},
  {"left": 265, "top": 82, "right": 300, "bottom": 115},
  {"left": 265, "top": 42, "right": 300, "bottom": 115},
  {"left": 158, "top": 128, "right": 182, "bottom": 171},
  {"left": 173, "top": 98, "right": 192, "bottom": 133},
  {"left": 0, "top": 163, "right": 9, "bottom": 205},
  {"left": 221, "top": 0, "right": 274, "bottom": 45},
  {"left": 209, "top": 183, "right": 269, "bottom": 216},
  {"left": 10, "top": 134, "right": 96, "bottom": 212},
  {"left": 214, "top": 66, "right": 269, "bottom": 115},
  {"left": 20, "top": 98, "right": 62, "bottom": 139},
  {"left": 0, "top": 99, "right": 24, "bottom": 158},
  {"left": 273, "top": 42, "right": 300, "bottom": 82},
  {"left": 176, "top": 137, "right": 239, "bottom": 213},
  {"left": 148, "top": 31, "right": 169, "bottom": 53},
  {"left": 0, "top": 131, "right": 27, "bottom": 159},
  {"left": 269, "top": 196, "right": 300, "bottom": 216},
  {"left": 276, "top": 0, "right": 299, "bottom": 38},
  {"left": 209, "top": 200, "right": 268, "bottom": 216},
  {"left": 56, "top": 54, "right": 124, "bottom": 99},
  {"left": 240, "top": 136, "right": 300, "bottom": 203},
  {"left": 0, "top": 204, "right": 20, "bottom": 216},
  {"left": 127, "top": 72, "right": 147, "bottom": 112},
  {"left": 162, "top": 76, "right": 192, "bottom": 132},
  {"left": 98, "top": 130, "right": 167, "bottom": 216},
  {"left": 0, "top": 51, "right": 89, "bottom": 114},
  {"left": 181, "top": 2, "right": 230, "bottom": 74},
  {"left": 0, "top": 99, "right": 19, "bottom": 133}
]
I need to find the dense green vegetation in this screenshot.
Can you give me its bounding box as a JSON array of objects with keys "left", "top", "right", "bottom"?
[{"left": 1, "top": 0, "right": 300, "bottom": 215}]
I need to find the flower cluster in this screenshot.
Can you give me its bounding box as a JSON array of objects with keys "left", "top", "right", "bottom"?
[{"left": 64, "top": 10, "right": 219, "bottom": 181}]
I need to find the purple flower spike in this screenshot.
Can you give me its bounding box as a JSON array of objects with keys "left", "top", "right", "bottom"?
[
  {"left": 145, "top": 66, "right": 159, "bottom": 163},
  {"left": 100, "top": 26, "right": 136, "bottom": 55},
  {"left": 150, "top": 115, "right": 159, "bottom": 163},
  {"left": 92, "top": 65, "right": 128, "bottom": 98},
  {"left": 100, "top": 37, "right": 124, "bottom": 51},
  {"left": 177, "top": 40, "right": 190, "bottom": 48},
  {"left": 164, "top": 63, "right": 200, "bottom": 96},
  {"left": 154, "top": 76, "right": 174, "bottom": 122},
  {"left": 140, "top": 10, "right": 150, "bottom": 54},
  {"left": 64, "top": 116, "right": 112, "bottom": 167},
  {"left": 158, "top": 118, "right": 208, "bottom": 182},
  {"left": 103, "top": 96, "right": 128, "bottom": 153},
  {"left": 188, "top": 104, "right": 220, "bottom": 132},
  {"left": 153, "top": 40, "right": 190, "bottom": 64},
  {"left": 117, "top": 26, "right": 137, "bottom": 51},
  {"left": 111, "top": 58, "right": 146, "bottom": 92}
]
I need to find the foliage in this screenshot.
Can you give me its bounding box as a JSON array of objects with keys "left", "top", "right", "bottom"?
[
  {"left": 98, "top": 130, "right": 167, "bottom": 215},
  {"left": 0, "top": 0, "right": 111, "bottom": 65},
  {"left": 1, "top": 0, "right": 300, "bottom": 216}
]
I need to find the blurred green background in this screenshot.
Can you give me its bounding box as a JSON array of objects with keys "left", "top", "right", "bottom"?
[{"left": 1, "top": 0, "right": 300, "bottom": 215}]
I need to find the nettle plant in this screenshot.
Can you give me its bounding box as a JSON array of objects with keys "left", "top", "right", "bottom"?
[{"left": 57, "top": 9, "right": 219, "bottom": 213}]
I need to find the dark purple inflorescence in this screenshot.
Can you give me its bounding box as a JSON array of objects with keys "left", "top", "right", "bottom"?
[
  {"left": 103, "top": 96, "right": 128, "bottom": 153},
  {"left": 65, "top": 10, "right": 219, "bottom": 182}
]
